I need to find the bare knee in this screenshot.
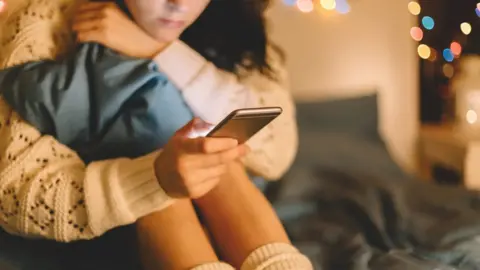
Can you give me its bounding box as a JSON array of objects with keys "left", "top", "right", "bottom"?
[
  {"left": 136, "top": 199, "right": 219, "bottom": 270},
  {"left": 137, "top": 199, "right": 194, "bottom": 229}
]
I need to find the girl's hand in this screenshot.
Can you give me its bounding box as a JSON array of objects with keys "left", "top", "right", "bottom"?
[
  {"left": 73, "top": 2, "right": 166, "bottom": 59},
  {"left": 154, "top": 119, "right": 249, "bottom": 199}
]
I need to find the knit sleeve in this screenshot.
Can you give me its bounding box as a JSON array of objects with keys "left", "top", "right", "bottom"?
[
  {"left": 0, "top": 98, "right": 173, "bottom": 242},
  {"left": 153, "top": 41, "right": 298, "bottom": 180},
  {"left": 239, "top": 61, "right": 298, "bottom": 180},
  {"left": 0, "top": 0, "right": 174, "bottom": 242}
]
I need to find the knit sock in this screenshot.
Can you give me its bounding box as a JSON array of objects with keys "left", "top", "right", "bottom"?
[
  {"left": 240, "top": 243, "right": 313, "bottom": 270},
  {"left": 191, "top": 262, "right": 235, "bottom": 270}
]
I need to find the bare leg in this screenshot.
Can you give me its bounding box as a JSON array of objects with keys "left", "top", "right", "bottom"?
[
  {"left": 134, "top": 164, "right": 312, "bottom": 270},
  {"left": 194, "top": 162, "right": 291, "bottom": 268},
  {"left": 136, "top": 199, "right": 223, "bottom": 270}
]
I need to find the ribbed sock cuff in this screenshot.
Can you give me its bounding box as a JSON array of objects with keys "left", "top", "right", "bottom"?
[
  {"left": 241, "top": 243, "right": 313, "bottom": 270},
  {"left": 191, "top": 262, "right": 235, "bottom": 270}
]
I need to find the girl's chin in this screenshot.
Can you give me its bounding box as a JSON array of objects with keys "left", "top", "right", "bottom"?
[{"left": 152, "top": 30, "right": 183, "bottom": 44}]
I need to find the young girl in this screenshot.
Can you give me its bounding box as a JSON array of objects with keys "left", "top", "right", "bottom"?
[
  {"left": 0, "top": 0, "right": 310, "bottom": 269},
  {"left": 0, "top": 0, "right": 297, "bottom": 179}
]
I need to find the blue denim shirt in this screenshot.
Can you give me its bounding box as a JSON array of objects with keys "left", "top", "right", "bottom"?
[{"left": 0, "top": 43, "right": 194, "bottom": 162}]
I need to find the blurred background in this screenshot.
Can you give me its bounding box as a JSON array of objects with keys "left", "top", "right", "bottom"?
[
  {"left": 267, "top": 0, "right": 480, "bottom": 185},
  {"left": 268, "top": 0, "right": 418, "bottom": 172}
]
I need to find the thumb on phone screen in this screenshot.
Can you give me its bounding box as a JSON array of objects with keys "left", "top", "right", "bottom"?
[{"left": 176, "top": 118, "right": 215, "bottom": 138}]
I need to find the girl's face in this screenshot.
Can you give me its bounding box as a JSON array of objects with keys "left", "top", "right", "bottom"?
[{"left": 124, "top": 0, "right": 210, "bottom": 43}]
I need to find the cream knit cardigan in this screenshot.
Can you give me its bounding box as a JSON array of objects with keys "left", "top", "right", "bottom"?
[{"left": 0, "top": 0, "right": 298, "bottom": 242}]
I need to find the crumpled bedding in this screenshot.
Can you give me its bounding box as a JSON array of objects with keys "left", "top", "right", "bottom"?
[{"left": 268, "top": 166, "right": 480, "bottom": 270}]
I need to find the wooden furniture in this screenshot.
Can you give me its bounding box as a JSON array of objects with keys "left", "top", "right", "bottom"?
[{"left": 419, "top": 124, "right": 480, "bottom": 190}]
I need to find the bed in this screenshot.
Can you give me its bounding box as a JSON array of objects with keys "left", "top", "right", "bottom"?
[
  {"left": 3, "top": 94, "right": 480, "bottom": 270},
  {"left": 266, "top": 93, "right": 480, "bottom": 270}
]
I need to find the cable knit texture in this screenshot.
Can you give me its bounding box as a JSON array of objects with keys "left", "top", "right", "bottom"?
[
  {"left": 189, "top": 243, "right": 314, "bottom": 270},
  {"left": 0, "top": 0, "right": 298, "bottom": 242},
  {"left": 190, "top": 262, "right": 235, "bottom": 270},
  {"left": 241, "top": 243, "right": 314, "bottom": 270},
  {"left": 0, "top": 0, "right": 174, "bottom": 242},
  {"left": 0, "top": 0, "right": 79, "bottom": 67}
]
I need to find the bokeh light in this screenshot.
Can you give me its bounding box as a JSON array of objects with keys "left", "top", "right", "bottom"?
[
  {"left": 443, "top": 49, "right": 454, "bottom": 62},
  {"left": 0, "top": 0, "right": 5, "bottom": 13},
  {"left": 450, "top": 41, "right": 462, "bottom": 56},
  {"left": 461, "top": 22, "right": 472, "bottom": 35},
  {"left": 466, "top": 110, "right": 478, "bottom": 124},
  {"left": 443, "top": 64, "right": 455, "bottom": 78},
  {"left": 297, "top": 0, "right": 314, "bottom": 12},
  {"left": 476, "top": 7, "right": 480, "bottom": 17},
  {"left": 477, "top": 2, "right": 480, "bottom": 10},
  {"left": 428, "top": 48, "right": 438, "bottom": 61},
  {"left": 422, "top": 16, "right": 435, "bottom": 30},
  {"left": 320, "top": 0, "right": 336, "bottom": 10},
  {"left": 335, "top": 0, "right": 351, "bottom": 14},
  {"left": 408, "top": 2, "right": 421, "bottom": 15},
  {"left": 283, "top": 0, "right": 298, "bottom": 6},
  {"left": 417, "top": 44, "right": 431, "bottom": 59},
  {"left": 410, "top": 27, "right": 423, "bottom": 41}
]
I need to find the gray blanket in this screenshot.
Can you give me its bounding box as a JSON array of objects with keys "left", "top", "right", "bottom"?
[{"left": 269, "top": 146, "right": 480, "bottom": 270}]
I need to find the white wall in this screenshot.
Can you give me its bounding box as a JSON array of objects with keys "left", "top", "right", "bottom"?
[{"left": 267, "top": 0, "right": 419, "bottom": 171}]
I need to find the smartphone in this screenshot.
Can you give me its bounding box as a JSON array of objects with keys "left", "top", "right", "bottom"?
[{"left": 206, "top": 107, "right": 283, "bottom": 144}]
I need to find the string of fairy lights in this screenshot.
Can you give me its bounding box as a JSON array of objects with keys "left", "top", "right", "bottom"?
[
  {"left": 0, "top": 0, "right": 353, "bottom": 15},
  {"left": 409, "top": 1, "right": 480, "bottom": 78},
  {"left": 0, "top": 0, "right": 353, "bottom": 19},
  {"left": 282, "top": 0, "right": 351, "bottom": 14}
]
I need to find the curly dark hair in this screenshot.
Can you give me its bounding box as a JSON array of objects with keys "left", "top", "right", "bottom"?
[{"left": 180, "top": 0, "right": 284, "bottom": 78}]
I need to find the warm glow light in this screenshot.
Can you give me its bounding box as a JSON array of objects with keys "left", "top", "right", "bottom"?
[
  {"left": 450, "top": 41, "right": 462, "bottom": 56},
  {"left": 335, "top": 0, "right": 350, "bottom": 14},
  {"left": 320, "top": 0, "right": 336, "bottom": 10},
  {"left": 417, "top": 44, "right": 431, "bottom": 59},
  {"left": 0, "top": 0, "right": 5, "bottom": 13},
  {"left": 283, "top": 0, "right": 298, "bottom": 6},
  {"left": 466, "top": 110, "right": 478, "bottom": 124},
  {"left": 443, "top": 64, "right": 454, "bottom": 78},
  {"left": 477, "top": 3, "right": 480, "bottom": 10},
  {"left": 410, "top": 27, "right": 423, "bottom": 41},
  {"left": 428, "top": 48, "right": 437, "bottom": 61},
  {"left": 461, "top": 22, "right": 472, "bottom": 35},
  {"left": 187, "top": 127, "right": 214, "bottom": 138},
  {"left": 297, "top": 0, "right": 314, "bottom": 12},
  {"left": 408, "top": 2, "right": 421, "bottom": 15}
]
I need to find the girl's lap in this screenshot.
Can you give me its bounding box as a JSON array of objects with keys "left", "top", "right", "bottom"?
[{"left": 0, "top": 177, "right": 269, "bottom": 270}]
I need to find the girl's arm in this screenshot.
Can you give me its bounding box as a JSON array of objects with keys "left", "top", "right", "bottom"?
[
  {"left": 153, "top": 41, "right": 298, "bottom": 180},
  {"left": 0, "top": 0, "right": 178, "bottom": 242},
  {"left": 0, "top": 97, "right": 173, "bottom": 241}
]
